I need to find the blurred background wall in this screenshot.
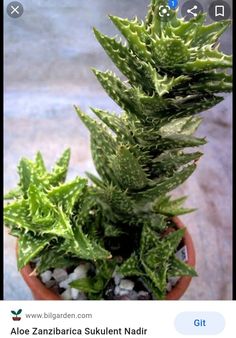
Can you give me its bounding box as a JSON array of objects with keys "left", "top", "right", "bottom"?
[{"left": 4, "top": 0, "right": 232, "bottom": 300}]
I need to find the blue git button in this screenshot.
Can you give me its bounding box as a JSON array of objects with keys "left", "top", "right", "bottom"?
[{"left": 175, "top": 312, "right": 225, "bottom": 335}]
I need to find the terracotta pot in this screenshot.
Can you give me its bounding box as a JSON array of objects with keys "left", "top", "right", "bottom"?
[
  {"left": 20, "top": 264, "right": 61, "bottom": 300},
  {"left": 19, "top": 217, "right": 195, "bottom": 300}
]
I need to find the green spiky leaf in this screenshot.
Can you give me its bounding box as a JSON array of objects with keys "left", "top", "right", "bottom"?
[
  {"left": 153, "top": 195, "right": 196, "bottom": 216},
  {"left": 64, "top": 226, "right": 111, "bottom": 261},
  {"left": 110, "top": 145, "right": 149, "bottom": 190},
  {"left": 168, "top": 256, "right": 197, "bottom": 277},
  {"left": 17, "top": 233, "right": 50, "bottom": 270},
  {"left": 4, "top": 188, "right": 22, "bottom": 200},
  {"left": 118, "top": 253, "right": 144, "bottom": 277},
  {"left": 49, "top": 149, "right": 70, "bottom": 185},
  {"left": 134, "top": 164, "right": 196, "bottom": 201}
]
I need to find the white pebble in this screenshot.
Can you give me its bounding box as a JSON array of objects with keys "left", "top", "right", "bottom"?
[
  {"left": 59, "top": 270, "right": 85, "bottom": 289},
  {"left": 74, "top": 264, "right": 90, "bottom": 279},
  {"left": 138, "top": 291, "right": 149, "bottom": 297},
  {"left": 166, "top": 282, "right": 172, "bottom": 292},
  {"left": 113, "top": 274, "right": 122, "bottom": 285},
  {"left": 35, "top": 260, "right": 40, "bottom": 268},
  {"left": 59, "top": 280, "right": 69, "bottom": 289},
  {"left": 114, "top": 286, "right": 121, "bottom": 295},
  {"left": 128, "top": 290, "right": 139, "bottom": 300},
  {"left": 168, "top": 276, "right": 180, "bottom": 287},
  {"left": 119, "top": 279, "right": 134, "bottom": 291},
  {"left": 40, "top": 271, "right": 52, "bottom": 283},
  {"left": 119, "top": 289, "right": 129, "bottom": 296},
  {"left": 45, "top": 280, "right": 56, "bottom": 288},
  {"left": 68, "top": 272, "right": 82, "bottom": 282},
  {"left": 175, "top": 246, "right": 188, "bottom": 262},
  {"left": 52, "top": 268, "right": 68, "bottom": 282},
  {"left": 71, "top": 288, "right": 80, "bottom": 300},
  {"left": 77, "top": 293, "right": 87, "bottom": 300},
  {"left": 61, "top": 288, "right": 72, "bottom": 300}
]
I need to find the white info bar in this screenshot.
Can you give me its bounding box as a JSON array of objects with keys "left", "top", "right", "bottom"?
[{"left": 0, "top": 301, "right": 235, "bottom": 337}]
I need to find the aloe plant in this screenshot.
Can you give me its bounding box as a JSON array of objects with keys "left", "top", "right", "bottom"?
[
  {"left": 4, "top": 0, "right": 232, "bottom": 300},
  {"left": 4, "top": 151, "right": 111, "bottom": 272}
]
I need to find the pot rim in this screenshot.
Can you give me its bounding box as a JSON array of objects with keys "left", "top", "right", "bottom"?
[{"left": 18, "top": 216, "right": 196, "bottom": 300}]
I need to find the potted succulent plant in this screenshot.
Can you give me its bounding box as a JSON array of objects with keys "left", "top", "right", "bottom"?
[{"left": 4, "top": 0, "right": 232, "bottom": 300}]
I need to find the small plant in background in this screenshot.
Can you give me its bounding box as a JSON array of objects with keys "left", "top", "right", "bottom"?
[{"left": 4, "top": 0, "right": 232, "bottom": 300}]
